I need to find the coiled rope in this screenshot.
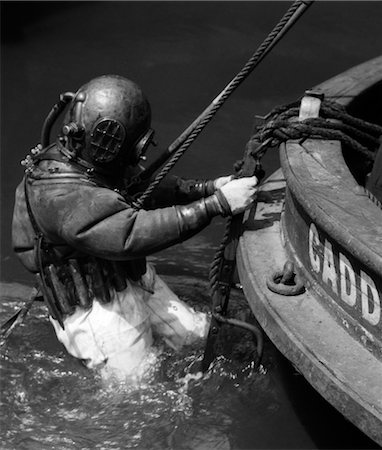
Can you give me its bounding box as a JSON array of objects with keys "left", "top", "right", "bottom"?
[
  {"left": 249, "top": 99, "right": 382, "bottom": 160},
  {"left": 134, "top": 0, "right": 314, "bottom": 209},
  {"left": 208, "top": 96, "right": 382, "bottom": 314}
]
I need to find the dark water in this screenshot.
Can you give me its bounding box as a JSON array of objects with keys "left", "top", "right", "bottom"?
[
  {"left": 1, "top": 278, "right": 378, "bottom": 450},
  {"left": 1, "top": 2, "right": 382, "bottom": 448}
]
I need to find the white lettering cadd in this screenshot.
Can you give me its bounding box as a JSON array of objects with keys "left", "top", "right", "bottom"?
[{"left": 308, "top": 222, "right": 380, "bottom": 326}]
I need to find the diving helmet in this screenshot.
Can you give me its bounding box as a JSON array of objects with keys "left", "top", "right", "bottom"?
[{"left": 60, "top": 75, "right": 154, "bottom": 171}]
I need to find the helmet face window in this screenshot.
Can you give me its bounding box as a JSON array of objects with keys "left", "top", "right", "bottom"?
[{"left": 89, "top": 118, "right": 126, "bottom": 163}]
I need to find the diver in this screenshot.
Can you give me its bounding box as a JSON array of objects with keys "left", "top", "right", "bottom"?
[{"left": 12, "top": 75, "right": 258, "bottom": 381}]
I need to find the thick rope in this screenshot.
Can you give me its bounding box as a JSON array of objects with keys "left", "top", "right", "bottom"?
[
  {"left": 210, "top": 99, "right": 382, "bottom": 298},
  {"left": 134, "top": 0, "right": 313, "bottom": 210},
  {"left": 208, "top": 216, "right": 233, "bottom": 295},
  {"left": 205, "top": 96, "right": 382, "bottom": 369},
  {"left": 321, "top": 102, "right": 382, "bottom": 137},
  {"left": 250, "top": 99, "right": 382, "bottom": 162},
  {"left": 249, "top": 99, "right": 382, "bottom": 216}
]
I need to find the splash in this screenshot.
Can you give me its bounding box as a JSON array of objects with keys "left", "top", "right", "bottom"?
[{"left": 0, "top": 278, "right": 272, "bottom": 450}]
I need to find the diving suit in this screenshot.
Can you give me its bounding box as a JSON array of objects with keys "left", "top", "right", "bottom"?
[{"left": 12, "top": 75, "right": 258, "bottom": 380}]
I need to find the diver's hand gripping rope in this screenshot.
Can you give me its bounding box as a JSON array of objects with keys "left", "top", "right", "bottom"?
[
  {"left": 201, "top": 151, "right": 265, "bottom": 373},
  {"left": 133, "top": 0, "right": 314, "bottom": 209}
]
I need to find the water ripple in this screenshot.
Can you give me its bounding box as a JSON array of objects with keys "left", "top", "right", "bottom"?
[{"left": 1, "top": 277, "right": 276, "bottom": 450}]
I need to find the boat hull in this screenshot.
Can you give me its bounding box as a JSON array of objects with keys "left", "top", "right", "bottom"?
[
  {"left": 237, "top": 170, "right": 382, "bottom": 445},
  {"left": 237, "top": 56, "right": 382, "bottom": 445}
]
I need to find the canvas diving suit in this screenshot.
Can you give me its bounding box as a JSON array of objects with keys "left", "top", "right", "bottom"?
[
  {"left": 12, "top": 74, "right": 258, "bottom": 381},
  {"left": 12, "top": 142, "right": 231, "bottom": 380}
]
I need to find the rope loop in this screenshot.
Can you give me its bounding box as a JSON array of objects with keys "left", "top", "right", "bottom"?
[
  {"left": 248, "top": 99, "right": 382, "bottom": 162},
  {"left": 266, "top": 261, "right": 305, "bottom": 296}
]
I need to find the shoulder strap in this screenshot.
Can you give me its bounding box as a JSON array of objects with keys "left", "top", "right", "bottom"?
[
  {"left": 23, "top": 175, "right": 65, "bottom": 328},
  {"left": 23, "top": 176, "right": 43, "bottom": 238}
]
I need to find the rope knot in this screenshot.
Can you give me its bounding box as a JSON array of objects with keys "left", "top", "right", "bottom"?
[{"left": 250, "top": 99, "right": 382, "bottom": 162}]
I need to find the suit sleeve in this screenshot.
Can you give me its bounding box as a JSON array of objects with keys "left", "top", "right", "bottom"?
[
  {"left": 32, "top": 182, "right": 223, "bottom": 260},
  {"left": 135, "top": 175, "right": 216, "bottom": 208}
]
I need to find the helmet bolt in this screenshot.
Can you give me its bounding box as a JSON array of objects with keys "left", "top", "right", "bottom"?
[{"left": 63, "top": 122, "right": 81, "bottom": 136}]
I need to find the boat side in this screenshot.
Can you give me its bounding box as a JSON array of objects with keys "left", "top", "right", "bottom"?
[
  {"left": 278, "top": 56, "right": 382, "bottom": 357},
  {"left": 237, "top": 56, "right": 382, "bottom": 444},
  {"left": 281, "top": 139, "right": 382, "bottom": 359},
  {"left": 237, "top": 170, "right": 382, "bottom": 445}
]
